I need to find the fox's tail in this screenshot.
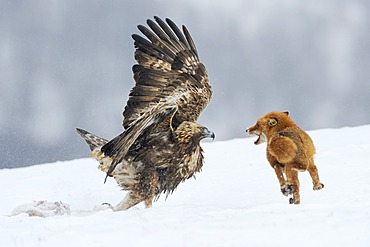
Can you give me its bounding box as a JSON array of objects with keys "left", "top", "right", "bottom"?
[{"left": 76, "top": 128, "right": 108, "bottom": 151}]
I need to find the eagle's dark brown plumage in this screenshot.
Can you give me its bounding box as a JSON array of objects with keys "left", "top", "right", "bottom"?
[{"left": 76, "top": 17, "right": 213, "bottom": 211}]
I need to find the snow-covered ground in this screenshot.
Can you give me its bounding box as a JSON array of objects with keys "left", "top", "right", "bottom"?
[{"left": 1, "top": 125, "right": 369, "bottom": 247}]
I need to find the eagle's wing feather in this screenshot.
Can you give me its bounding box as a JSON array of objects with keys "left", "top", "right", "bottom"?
[
  {"left": 182, "top": 25, "right": 198, "bottom": 56},
  {"left": 164, "top": 18, "right": 190, "bottom": 50},
  {"left": 102, "top": 103, "right": 178, "bottom": 176},
  {"left": 152, "top": 17, "right": 187, "bottom": 50},
  {"left": 122, "top": 16, "right": 211, "bottom": 130},
  {"left": 122, "top": 65, "right": 174, "bottom": 123}
]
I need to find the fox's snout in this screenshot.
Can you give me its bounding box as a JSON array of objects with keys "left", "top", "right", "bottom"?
[
  {"left": 246, "top": 126, "right": 259, "bottom": 135},
  {"left": 246, "top": 124, "right": 266, "bottom": 145}
]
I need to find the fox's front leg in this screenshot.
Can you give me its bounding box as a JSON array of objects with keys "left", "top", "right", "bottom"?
[
  {"left": 285, "top": 164, "right": 300, "bottom": 204},
  {"left": 268, "top": 155, "right": 288, "bottom": 196},
  {"left": 273, "top": 164, "right": 289, "bottom": 196}
]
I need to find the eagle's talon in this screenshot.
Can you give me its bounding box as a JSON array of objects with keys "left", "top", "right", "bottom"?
[{"left": 101, "top": 203, "right": 114, "bottom": 211}]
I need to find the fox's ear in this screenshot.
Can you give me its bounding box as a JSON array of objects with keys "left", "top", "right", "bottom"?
[
  {"left": 269, "top": 118, "right": 278, "bottom": 126},
  {"left": 283, "top": 111, "right": 289, "bottom": 116}
]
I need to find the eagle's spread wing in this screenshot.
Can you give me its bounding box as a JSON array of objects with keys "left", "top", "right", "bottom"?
[
  {"left": 101, "top": 17, "right": 212, "bottom": 175},
  {"left": 123, "top": 16, "right": 212, "bottom": 130}
]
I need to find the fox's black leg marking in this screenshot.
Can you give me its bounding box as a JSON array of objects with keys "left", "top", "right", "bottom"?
[{"left": 281, "top": 184, "right": 293, "bottom": 196}]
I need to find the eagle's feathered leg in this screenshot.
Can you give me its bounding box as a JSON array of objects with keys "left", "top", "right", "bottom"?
[
  {"left": 144, "top": 172, "right": 158, "bottom": 208},
  {"left": 113, "top": 192, "right": 144, "bottom": 211},
  {"left": 113, "top": 171, "right": 159, "bottom": 211}
]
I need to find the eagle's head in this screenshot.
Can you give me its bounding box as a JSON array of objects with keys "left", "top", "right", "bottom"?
[{"left": 175, "top": 121, "right": 215, "bottom": 144}]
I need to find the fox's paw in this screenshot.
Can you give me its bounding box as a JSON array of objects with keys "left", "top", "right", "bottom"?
[
  {"left": 313, "top": 183, "right": 324, "bottom": 191},
  {"left": 281, "top": 184, "right": 294, "bottom": 196},
  {"left": 289, "top": 197, "right": 300, "bottom": 205}
]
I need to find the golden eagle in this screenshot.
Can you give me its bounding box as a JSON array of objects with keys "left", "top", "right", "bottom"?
[{"left": 76, "top": 17, "right": 213, "bottom": 211}]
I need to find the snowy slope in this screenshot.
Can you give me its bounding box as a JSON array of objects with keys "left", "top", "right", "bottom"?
[{"left": 1, "top": 126, "right": 370, "bottom": 247}]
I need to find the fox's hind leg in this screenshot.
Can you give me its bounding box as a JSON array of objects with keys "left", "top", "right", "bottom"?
[{"left": 307, "top": 161, "right": 324, "bottom": 191}]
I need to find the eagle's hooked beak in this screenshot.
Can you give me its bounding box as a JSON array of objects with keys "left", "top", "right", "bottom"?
[{"left": 202, "top": 128, "right": 215, "bottom": 140}]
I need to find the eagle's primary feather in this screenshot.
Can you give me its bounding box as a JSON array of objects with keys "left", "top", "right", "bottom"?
[{"left": 76, "top": 17, "right": 213, "bottom": 211}]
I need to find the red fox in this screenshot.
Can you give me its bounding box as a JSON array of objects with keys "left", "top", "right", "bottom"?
[{"left": 246, "top": 111, "right": 324, "bottom": 204}]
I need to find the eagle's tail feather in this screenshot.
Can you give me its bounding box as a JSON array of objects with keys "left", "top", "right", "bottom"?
[
  {"left": 76, "top": 128, "right": 108, "bottom": 151},
  {"left": 76, "top": 128, "right": 113, "bottom": 177}
]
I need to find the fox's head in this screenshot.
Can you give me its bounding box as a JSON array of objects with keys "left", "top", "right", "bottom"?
[{"left": 246, "top": 111, "right": 293, "bottom": 145}]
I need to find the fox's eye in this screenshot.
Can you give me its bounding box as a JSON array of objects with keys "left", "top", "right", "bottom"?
[{"left": 268, "top": 118, "right": 278, "bottom": 126}]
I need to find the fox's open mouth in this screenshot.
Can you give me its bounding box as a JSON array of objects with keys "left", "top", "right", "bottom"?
[
  {"left": 254, "top": 135, "right": 261, "bottom": 145},
  {"left": 252, "top": 133, "right": 266, "bottom": 145},
  {"left": 246, "top": 128, "right": 266, "bottom": 145}
]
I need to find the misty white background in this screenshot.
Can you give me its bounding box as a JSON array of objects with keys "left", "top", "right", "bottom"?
[{"left": 1, "top": 0, "right": 369, "bottom": 168}]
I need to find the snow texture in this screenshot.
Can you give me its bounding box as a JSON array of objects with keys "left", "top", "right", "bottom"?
[{"left": 1, "top": 125, "right": 370, "bottom": 246}]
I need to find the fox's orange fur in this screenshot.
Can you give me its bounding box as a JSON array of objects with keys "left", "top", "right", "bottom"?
[{"left": 246, "top": 111, "right": 324, "bottom": 204}]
